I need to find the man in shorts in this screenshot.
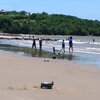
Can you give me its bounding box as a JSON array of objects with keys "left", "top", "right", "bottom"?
[{"left": 68, "top": 36, "right": 73, "bottom": 52}]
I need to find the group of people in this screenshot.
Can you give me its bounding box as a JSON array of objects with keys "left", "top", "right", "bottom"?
[
  {"left": 62, "top": 36, "right": 73, "bottom": 53},
  {"left": 31, "top": 36, "right": 42, "bottom": 50},
  {"left": 31, "top": 36, "right": 73, "bottom": 53}
]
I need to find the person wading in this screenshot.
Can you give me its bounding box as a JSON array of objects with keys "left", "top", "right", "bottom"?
[{"left": 32, "top": 36, "right": 36, "bottom": 49}]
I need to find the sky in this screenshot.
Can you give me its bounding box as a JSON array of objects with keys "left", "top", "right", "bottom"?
[{"left": 0, "top": 0, "right": 100, "bottom": 21}]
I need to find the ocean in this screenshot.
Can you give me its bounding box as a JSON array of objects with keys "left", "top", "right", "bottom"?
[{"left": 0, "top": 35, "right": 100, "bottom": 66}]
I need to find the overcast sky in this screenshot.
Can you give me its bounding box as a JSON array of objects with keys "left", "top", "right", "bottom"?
[{"left": 0, "top": 0, "right": 100, "bottom": 20}]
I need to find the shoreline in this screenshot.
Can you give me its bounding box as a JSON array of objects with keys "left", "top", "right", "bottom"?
[
  {"left": 0, "top": 34, "right": 100, "bottom": 66},
  {"left": 0, "top": 50, "right": 100, "bottom": 100},
  {"left": 0, "top": 42, "right": 100, "bottom": 66},
  {"left": 0, "top": 44, "right": 100, "bottom": 67}
]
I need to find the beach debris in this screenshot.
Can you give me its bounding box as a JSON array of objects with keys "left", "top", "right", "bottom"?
[
  {"left": 44, "top": 59, "right": 50, "bottom": 62},
  {"left": 40, "top": 81, "right": 54, "bottom": 89},
  {"left": 52, "top": 55, "right": 56, "bottom": 59},
  {"left": 52, "top": 47, "right": 65, "bottom": 59}
]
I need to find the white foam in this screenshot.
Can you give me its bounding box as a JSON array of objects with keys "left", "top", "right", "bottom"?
[
  {"left": 57, "top": 39, "right": 88, "bottom": 44},
  {"left": 73, "top": 40, "right": 88, "bottom": 44},
  {"left": 89, "top": 42, "right": 100, "bottom": 45},
  {"left": 86, "top": 47, "right": 100, "bottom": 51}
]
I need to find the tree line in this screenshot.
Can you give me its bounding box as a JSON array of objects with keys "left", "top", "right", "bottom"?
[{"left": 0, "top": 10, "right": 100, "bottom": 36}]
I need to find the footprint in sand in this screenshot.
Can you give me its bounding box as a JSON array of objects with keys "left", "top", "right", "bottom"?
[{"left": 8, "top": 86, "right": 28, "bottom": 91}]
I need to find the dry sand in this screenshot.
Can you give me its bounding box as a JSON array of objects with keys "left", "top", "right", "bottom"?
[{"left": 0, "top": 51, "right": 100, "bottom": 100}]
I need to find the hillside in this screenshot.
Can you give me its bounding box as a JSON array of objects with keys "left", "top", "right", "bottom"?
[{"left": 0, "top": 10, "right": 100, "bottom": 36}]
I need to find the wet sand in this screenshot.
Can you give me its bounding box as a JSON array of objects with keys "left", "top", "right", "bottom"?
[{"left": 0, "top": 51, "right": 100, "bottom": 100}]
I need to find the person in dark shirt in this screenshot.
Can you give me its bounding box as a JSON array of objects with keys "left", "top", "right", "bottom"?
[
  {"left": 32, "top": 36, "right": 36, "bottom": 49},
  {"left": 68, "top": 36, "right": 73, "bottom": 52}
]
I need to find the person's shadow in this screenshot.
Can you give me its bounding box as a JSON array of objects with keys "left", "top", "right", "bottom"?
[{"left": 67, "top": 53, "right": 73, "bottom": 60}]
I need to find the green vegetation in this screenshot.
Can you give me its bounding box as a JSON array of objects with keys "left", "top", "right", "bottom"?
[{"left": 0, "top": 10, "right": 100, "bottom": 36}]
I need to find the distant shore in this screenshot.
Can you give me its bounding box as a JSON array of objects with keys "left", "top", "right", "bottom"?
[{"left": 0, "top": 50, "right": 100, "bottom": 100}]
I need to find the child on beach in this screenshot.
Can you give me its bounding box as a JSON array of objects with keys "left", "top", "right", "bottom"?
[{"left": 62, "top": 39, "right": 65, "bottom": 52}]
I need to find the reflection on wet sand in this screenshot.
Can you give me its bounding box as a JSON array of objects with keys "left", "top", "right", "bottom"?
[
  {"left": 39, "top": 50, "right": 42, "bottom": 57},
  {"left": 31, "top": 49, "right": 37, "bottom": 57},
  {"left": 52, "top": 52, "right": 74, "bottom": 61},
  {"left": 0, "top": 44, "right": 75, "bottom": 61},
  {"left": 67, "top": 53, "right": 73, "bottom": 60},
  {"left": 31, "top": 49, "right": 42, "bottom": 57}
]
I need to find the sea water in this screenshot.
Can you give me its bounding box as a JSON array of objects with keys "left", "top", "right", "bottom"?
[{"left": 0, "top": 36, "right": 100, "bottom": 66}]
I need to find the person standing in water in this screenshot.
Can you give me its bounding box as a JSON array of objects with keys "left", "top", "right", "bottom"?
[
  {"left": 32, "top": 36, "right": 36, "bottom": 49},
  {"left": 68, "top": 36, "right": 73, "bottom": 52},
  {"left": 93, "top": 39, "right": 95, "bottom": 42},
  {"left": 39, "top": 38, "right": 42, "bottom": 50},
  {"left": 62, "top": 39, "right": 65, "bottom": 52}
]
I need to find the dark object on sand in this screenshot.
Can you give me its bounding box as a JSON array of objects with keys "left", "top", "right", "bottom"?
[
  {"left": 41, "top": 81, "right": 54, "bottom": 89},
  {"left": 44, "top": 59, "right": 50, "bottom": 62},
  {"left": 52, "top": 55, "right": 56, "bottom": 59}
]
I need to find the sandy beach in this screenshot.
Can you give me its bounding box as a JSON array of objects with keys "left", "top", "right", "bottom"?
[{"left": 0, "top": 51, "right": 100, "bottom": 100}]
